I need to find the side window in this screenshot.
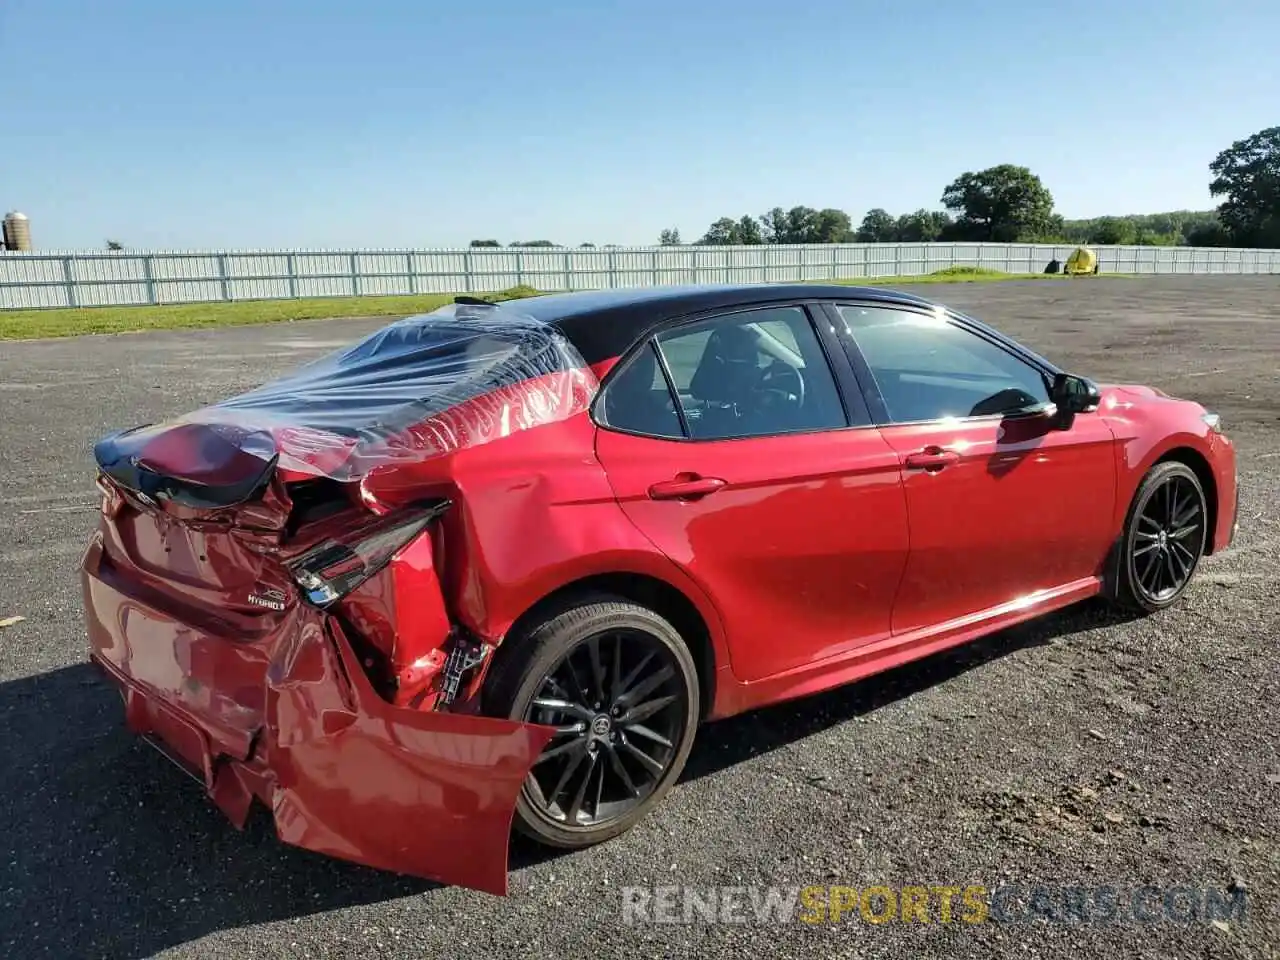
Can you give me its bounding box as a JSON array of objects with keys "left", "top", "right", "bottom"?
[
  {"left": 655, "top": 306, "right": 846, "bottom": 440},
  {"left": 597, "top": 343, "right": 684, "bottom": 438},
  {"left": 839, "top": 305, "right": 1051, "bottom": 423}
]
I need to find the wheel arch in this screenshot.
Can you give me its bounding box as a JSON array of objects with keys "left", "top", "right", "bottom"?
[
  {"left": 493, "top": 571, "right": 721, "bottom": 719},
  {"left": 1104, "top": 440, "right": 1219, "bottom": 598}
]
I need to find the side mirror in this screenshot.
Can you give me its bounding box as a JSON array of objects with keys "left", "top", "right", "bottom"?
[{"left": 1051, "top": 373, "right": 1101, "bottom": 415}]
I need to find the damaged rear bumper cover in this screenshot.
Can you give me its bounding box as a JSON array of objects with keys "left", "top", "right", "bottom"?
[{"left": 84, "top": 551, "right": 554, "bottom": 896}]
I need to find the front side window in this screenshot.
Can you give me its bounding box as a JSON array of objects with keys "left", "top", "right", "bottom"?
[{"left": 838, "top": 305, "right": 1051, "bottom": 423}]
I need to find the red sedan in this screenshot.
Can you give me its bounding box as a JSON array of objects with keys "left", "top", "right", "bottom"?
[{"left": 82, "top": 284, "right": 1238, "bottom": 894}]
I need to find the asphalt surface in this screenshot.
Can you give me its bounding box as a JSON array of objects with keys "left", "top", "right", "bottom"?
[{"left": 1, "top": 276, "right": 1277, "bottom": 959}]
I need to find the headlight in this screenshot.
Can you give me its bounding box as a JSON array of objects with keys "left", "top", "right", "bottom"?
[{"left": 1201, "top": 412, "right": 1224, "bottom": 434}]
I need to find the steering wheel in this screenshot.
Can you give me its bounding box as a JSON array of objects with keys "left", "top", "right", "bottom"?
[{"left": 756, "top": 360, "right": 806, "bottom": 414}]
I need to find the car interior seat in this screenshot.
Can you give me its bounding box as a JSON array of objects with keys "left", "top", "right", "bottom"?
[{"left": 688, "top": 324, "right": 768, "bottom": 436}]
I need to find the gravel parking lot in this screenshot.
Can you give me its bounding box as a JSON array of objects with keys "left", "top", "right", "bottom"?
[{"left": 1, "top": 276, "right": 1277, "bottom": 959}]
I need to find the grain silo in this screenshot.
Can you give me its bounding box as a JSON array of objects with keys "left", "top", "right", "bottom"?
[{"left": 3, "top": 212, "right": 32, "bottom": 251}]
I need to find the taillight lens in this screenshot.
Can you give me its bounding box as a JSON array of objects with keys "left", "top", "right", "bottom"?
[{"left": 289, "top": 500, "right": 450, "bottom": 607}]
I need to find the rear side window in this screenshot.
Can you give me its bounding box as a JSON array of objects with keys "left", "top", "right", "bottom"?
[
  {"left": 598, "top": 305, "right": 847, "bottom": 440},
  {"left": 658, "top": 306, "right": 845, "bottom": 439},
  {"left": 596, "top": 343, "right": 684, "bottom": 438}
]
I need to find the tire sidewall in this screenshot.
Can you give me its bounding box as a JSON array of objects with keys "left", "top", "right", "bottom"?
[
  {"left": 1122, "top": 462, "right": 1207, "bottom": 611},
  {"left": 502, "top": 602, "right": 700, "bottom": 848}
]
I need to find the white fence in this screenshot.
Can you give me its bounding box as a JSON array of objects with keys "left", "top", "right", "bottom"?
[{"left": 1, "top": 242, "right": 1278, "bottom": 310}]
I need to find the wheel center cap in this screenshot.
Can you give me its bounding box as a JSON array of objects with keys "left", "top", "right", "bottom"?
[
  {"left": 1158, "top": 530, "right": 1169, "bottom": 548},
  {"left": 590, "top": 715, "right": 612, "bottom": 737}
]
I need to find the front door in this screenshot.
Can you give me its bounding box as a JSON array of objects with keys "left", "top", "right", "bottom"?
[
  {"left": 593, "top": 303, "right": 911, "bottom": 682},
  {"left": 832, "top": 302, "right": 1118, "bottom": 636}
]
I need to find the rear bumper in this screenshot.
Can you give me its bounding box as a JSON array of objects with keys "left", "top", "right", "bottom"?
[{"left": 83, "top": 542, "right": 553, "bottom": 896}]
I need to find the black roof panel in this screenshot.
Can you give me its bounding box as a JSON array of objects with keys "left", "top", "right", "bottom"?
[{"left": 508, "top": 283, "right": 938, "bottom": 364}]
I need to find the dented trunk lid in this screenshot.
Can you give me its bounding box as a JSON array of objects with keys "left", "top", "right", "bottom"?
[
  {"left": 87, "top": 456, "right": 303, "bottom": 761},
  {"left": 88, "top": 416, "right": 354, "bottom": 763}
]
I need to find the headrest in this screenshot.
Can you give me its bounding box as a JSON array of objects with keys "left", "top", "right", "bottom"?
[{"left": 689, "top": 325, "right": 759, "bottom": 402}]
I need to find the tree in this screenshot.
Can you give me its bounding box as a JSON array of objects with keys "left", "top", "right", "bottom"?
[
  {"left": 1133, "top": 228, "right": 1178, "bottom": 247},
  {"left": 468, "top": 239, "right": 501, "bottom": 247},
  {"left": 735, "top": 215, "right": 764, "bottom": 245},
  {"left": 759, "top": 207, "right": 788, "bottom": 243},
  {"left": 813, "top": 208, "right": 854, "bottom": 243},
  {"left": 893, "top": 209, "right": 952, "bottom": 243},
  {"left": 696, "top": 215, "right": 764, "bottom": 245},
  {"left": 785, "top": 206, "right": 820, "bottom": 243},
  {"left": 579, "top": 242, "right": 596, "bottom": 248},
  {"left": 698, "top": 217, "right": 740, "bottom": 245},
  {"left": 1059, "top": 210, "right": 1220, "bottom": 246},
  {"left": 1209, "top": 126, "right": 1280, "bottom": 247},
  {"left": 940, "top": 164, "right": 1056, "bottom": 241},
  {"left": 509, "top": 240, "right": 558, "bottom": 247},
  {"left": 1174, "top": 211, "right": 1224, "bottom": 245},
  {"left": 1087, "top": 216, "right": 1137, "bottom": 245},
  {"left": 1028, "top": 213, "right": 1067, "bottom": 244},
  {"left": 1185, "top": 220, "right": 1230, "bottom": 247},
  {"left": 106, "top": 239, "right": 124, "bottom": 250},
  {"left": 658, "top": 227, "right": 682, "bottom": 246},
  {"left": 759, "top": 206, "right": 826, "bottom": 243},
  {"left": 855, "top": 208, "right": 897, "bottom": 243}
]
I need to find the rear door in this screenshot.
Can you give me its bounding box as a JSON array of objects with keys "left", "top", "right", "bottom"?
[
  {"left": 592, "top": 303, "right": 910, "bottom": 683},
  {"left": 827, "top": 301, "right": 1117, "bottom": 636}
]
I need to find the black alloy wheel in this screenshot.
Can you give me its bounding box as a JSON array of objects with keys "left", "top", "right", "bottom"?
[
  {"left": 524, "top": 628, "right": 686, "bottom": 828},
  {"left": 1120, "top": 462, "right": 1209, "bottom": 611},
  {"left": 485, "top": 598, "right": 700, "bottom": 848}
]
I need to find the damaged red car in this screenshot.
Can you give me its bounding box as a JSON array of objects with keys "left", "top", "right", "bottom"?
[{"left": 82, "top": 284, "right": 1239, "bottom": 894}]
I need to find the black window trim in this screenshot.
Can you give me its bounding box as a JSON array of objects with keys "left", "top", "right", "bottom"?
[
  {"left": 590, "top": 299, "right": 871, "bottom": 443},
  {"left": 818, "top": 299, "right": 1063, "bottom": 428},
  {"left": 651, "top": 339, "right": 690, "bottom": 439}
]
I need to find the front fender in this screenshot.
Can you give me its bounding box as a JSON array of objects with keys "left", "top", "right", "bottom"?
[{"left": 1100, "top": 391, "right": 1237, "bottom": 552}]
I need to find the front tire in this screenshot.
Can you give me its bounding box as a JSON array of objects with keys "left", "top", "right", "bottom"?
[
  {"left": 1115, "top": 461, "right": 1209, "bottom": 612},
  {"left": 485, "top": 598, "right": 700, "bottom": 849}
]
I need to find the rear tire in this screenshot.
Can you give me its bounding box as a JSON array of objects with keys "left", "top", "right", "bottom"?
[
  {"left": 485, "top": 598, "right": 699, "bottom": 849},
  {"left": 1114, "top": 461, "right": 1208, "bottom": 613}
]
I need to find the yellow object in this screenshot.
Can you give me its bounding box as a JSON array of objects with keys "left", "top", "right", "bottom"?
[{"left": 1065, "top": 246, "right": 1098, "bottom": 276}]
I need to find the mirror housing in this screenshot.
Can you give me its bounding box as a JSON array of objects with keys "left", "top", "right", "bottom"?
[{"left": 1050, "top": 373, "right": 1101, "bottom": 415}]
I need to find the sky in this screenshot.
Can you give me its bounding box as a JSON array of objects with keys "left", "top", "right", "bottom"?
[{"left": 2, "top": 0, "right": 1277, "bottom": 250}]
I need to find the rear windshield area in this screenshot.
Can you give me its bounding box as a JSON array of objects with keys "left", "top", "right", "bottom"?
[
  {"left": 94, "top": 301, "right": 600, "bottom": 487},
  {"left": 215, "top": 302, "right": 591, "bottom": 437}
]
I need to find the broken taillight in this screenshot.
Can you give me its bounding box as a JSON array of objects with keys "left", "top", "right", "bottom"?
[
  {"left": 95, "top": 474, "right": 126, "bottom": 519},
  {"left": 288, "top": 500, "right": 450, "bottom": 607}
]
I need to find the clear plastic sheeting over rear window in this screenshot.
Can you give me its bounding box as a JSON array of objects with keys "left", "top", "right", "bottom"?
[{"left": 96, "top": 302, "right": 598, "bottom": 490}]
